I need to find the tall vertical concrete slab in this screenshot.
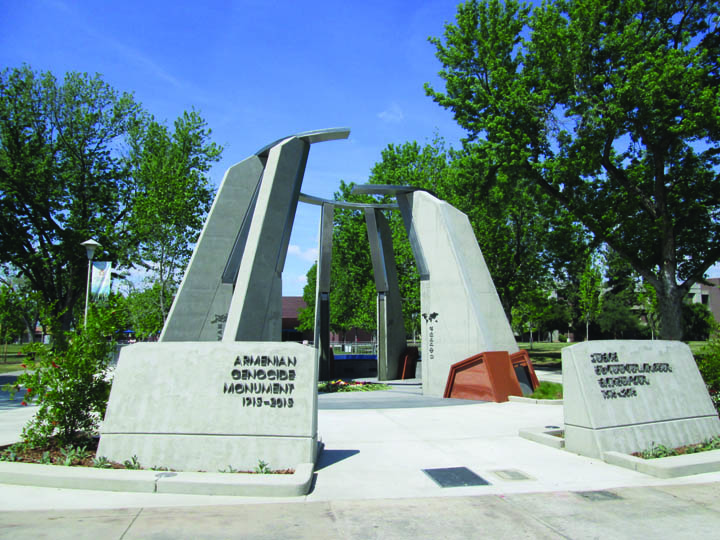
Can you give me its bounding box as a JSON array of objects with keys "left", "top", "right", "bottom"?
[
  {"left": 315, "top": 203, "right": 334, "bottom": 381},
  {"left": 160, "top": 156, "right": 265, "bottom": 342},
  {"left": 224, "top": 137, "right": 309, "bottom": 342},
  {"left": 161, "top": 128, "right": 350, "bottom": 344},
  {"left": 398, "top": 191, "right": 518, "bottom": 397},
  {"left": 365, "top": 208, "right": 406, "bottom": 380}
]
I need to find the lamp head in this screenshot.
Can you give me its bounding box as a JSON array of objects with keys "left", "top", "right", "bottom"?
[{"left": 80, "top": 239, "right": 101, "bottom": 260}]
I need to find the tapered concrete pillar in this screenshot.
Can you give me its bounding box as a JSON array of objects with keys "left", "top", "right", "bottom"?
[
  {"left": 160, "top": 155, "right": 265, "bottom": 342},
  {"left": 223, "top": 137, "right": 309, "bottom": 342},
  {"left": 365, "top": 208, "right": 406, "bottom": 380},
  {"left": 314, "top": 203, "right": 334, "bottom": 381},
  {"left": 396, "top": 191, "right": 518, "bottom": 396}
]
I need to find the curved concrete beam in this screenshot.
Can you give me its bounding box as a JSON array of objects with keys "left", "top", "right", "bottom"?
[
  {"left": 255, "top": 128, "right": 350, "bottom": 158},
  {"left": 299, "top": 193, "right": 398, "bottom": 210}
]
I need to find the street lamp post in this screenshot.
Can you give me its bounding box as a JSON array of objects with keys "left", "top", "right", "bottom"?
[{"left": 81, "top": 239, "right": 101, "bottom": 327}]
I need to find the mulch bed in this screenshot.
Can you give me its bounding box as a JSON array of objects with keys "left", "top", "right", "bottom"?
[
  {"left": 1, "top": 435, "right": 294, "bottom": 473},
  {"left": 0, "top": 435, "right": 125, "bottom": 468}
]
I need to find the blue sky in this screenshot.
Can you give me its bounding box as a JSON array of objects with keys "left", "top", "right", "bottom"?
[
  {"left": 2, "top": 0, "right": 718, "bottom": 293},
  {"left": 0, "top": 0, "right": 468, "bottom": 295}
]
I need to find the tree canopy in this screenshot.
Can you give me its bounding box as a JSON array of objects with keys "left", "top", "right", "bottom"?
[
  {"left": 0, "top": 66, "right": 222, "bottom": 334},
  {"left": 426, "top": 0, "right": 720, "bottom": 339}
]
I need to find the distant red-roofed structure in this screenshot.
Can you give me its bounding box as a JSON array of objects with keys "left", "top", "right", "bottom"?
[
  {"left": 281, "top": 296, "right": 374, "bottom": 344},
  {"left": 282, "top": 297, "right": 313, "bottom": 342}
]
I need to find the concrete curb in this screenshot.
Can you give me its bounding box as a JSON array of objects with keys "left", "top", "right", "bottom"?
[
  {"left": 518, "top": 426, "right": 565, "bottom": 449},
  {"left": 0, "top": 461, "right": 314, "bottom": 496},
  {"left": 603, "top": 450, "right": 720, "bottom": 478},
  {"left": 508, "top": 396, "right": 563, "bottom": 405},
  {"left": 518, "top": 426, "right": 720, "bottom": 478}
]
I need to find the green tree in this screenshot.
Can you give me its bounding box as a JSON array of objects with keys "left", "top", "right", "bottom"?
[
  {"left": 578, "top": 255, "right": 603, "bottom": 340},
  {"left": 639, "top": 281, "right": 660, "bottom": 339},
  {"left": 0, "top": 66, "right": 222, "bottom": 335},
  {"left": 426, "top": 0, "right": 720, "bottom": 340},
  {"left": 122, "top": 282, "right": 169, "bottom": 340},
  {"left": 596, "top": 251, "right": 642, "bottom": 338},
  {"left": 129, "top": 112, "right": 221, "bottom": 324},
  {"left": 0, "top": 281, "right": 24, "bottom": 358},
  {"left": 0, "top": 271, "right": 45, "bottom": 344}
]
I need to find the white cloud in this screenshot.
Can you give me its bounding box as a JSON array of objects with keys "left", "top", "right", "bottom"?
[
  {"left": 378, "top": 102, "right": 404, "bottom": 123},
  {"left": 287, "top": 244, "right": 318, "bottom": 262}
]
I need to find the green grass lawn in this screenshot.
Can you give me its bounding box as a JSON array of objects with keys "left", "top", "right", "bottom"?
[
  {"left": 516, "top": 342, "right": 567, "bottom": 366},
  {"left": 0, "top": 344, "right": 31, "bottom": 374},
  {"left": 517, "top": 340, "right": 712, "bottom": 368}
]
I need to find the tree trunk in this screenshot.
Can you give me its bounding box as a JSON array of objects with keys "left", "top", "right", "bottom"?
[{"left": 654, "top": 272, "right": 685, "bottom": 341}]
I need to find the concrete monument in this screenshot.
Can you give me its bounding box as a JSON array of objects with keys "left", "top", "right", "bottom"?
[
  {"left": 354, "top": 186, "right": 518, "bottom": 397},
  {"left": 99, "top": 129, "right": 350, "bottom": 472},
  {"left": 161, "top": 128, "right": 350, "bottom": 342},
  {"left": 563, "top": 340, "right": 720, "bottom": 459}
]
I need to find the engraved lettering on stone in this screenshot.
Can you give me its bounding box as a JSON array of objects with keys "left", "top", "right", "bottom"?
[
  {"left": 590, "top": 351, "right": 673, "bottom": 400},
  {"left": 223, "top": 354, "right": 298, "bottom": 408}
]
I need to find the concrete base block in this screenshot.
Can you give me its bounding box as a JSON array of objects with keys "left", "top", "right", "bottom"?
[
  {"left": 565, "top": 416, "right": 720, "bottom": 459},
  {"left": 98, "top": 434, "right": 317, "bottom": 474},
  {"left": 99, "top": 341, "right": 318, "bottom": 472}
]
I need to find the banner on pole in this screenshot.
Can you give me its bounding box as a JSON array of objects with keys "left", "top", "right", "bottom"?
[{"left": 91, "top": 261, "right": 112, "bottom": 297}]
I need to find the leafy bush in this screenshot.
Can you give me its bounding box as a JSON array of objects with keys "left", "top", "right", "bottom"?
[
  {"left": 529, "top": 381, "right": 563, "bottom": 400},
  {"left": 697, "top": 325, "right": 720, "bottom": 413},
  {"left": 3, "top": 301, "right": 123, "bottom": 447},
  {"left": 318, "top": 380, "right": 391, "bottom": 393},
  {"left": 636, "top": 436, "right": 720, "bottom": 459}
]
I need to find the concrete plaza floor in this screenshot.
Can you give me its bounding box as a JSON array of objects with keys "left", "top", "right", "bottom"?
[{"left": 2, "top": 369, "right": 720, "bottom": 538}]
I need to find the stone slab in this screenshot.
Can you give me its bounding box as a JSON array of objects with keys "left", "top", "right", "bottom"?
[
  {"left": 562, "top": 340, "right": 720, "bottom": 458},
  {"left": 98, "top": 342, "right": 317, "bottom": 472},
  {"left": 398, "top": 192, "right": 517, "bottom": 397}
]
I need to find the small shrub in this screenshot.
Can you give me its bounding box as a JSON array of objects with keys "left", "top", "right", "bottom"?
[
  {"left": 37, "top": 451, "right": 52, "bottom": 465},
  {"left": 2, "top": 301, "right": 123, "bottom": 448},
  {"left": 529, "top": 381, "right": 563, "bottom": 400},
  {"left": 635, "top": 436, "right": 720, "bottom": 459},
  {"left": 638, "top": 442, "right": 675, "bottom": 459},
  {"left": 123, "top": 455, "right": 142, "bottom": 470},
  {"left": 255, "top": 459, "right": 271, "bottom": 474},
  {"left": 0, "top": 443, "right": 24, "bottom": 462},
  {"left": 93, "top": 456, "right": 112, "bottom": 469},
  {"left": 57, "top": 445, "right": 90, "bottom": 466}
]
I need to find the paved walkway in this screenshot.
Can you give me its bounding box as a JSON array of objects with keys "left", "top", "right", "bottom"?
[{"left": 2, "top": 369, "right": 720, "bottom": 538}]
